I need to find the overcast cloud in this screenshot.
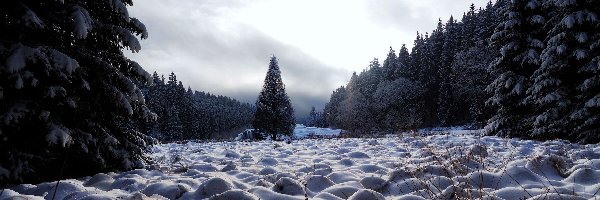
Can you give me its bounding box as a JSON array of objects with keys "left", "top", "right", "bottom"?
[{"left": 125, "top": 0, "right": 492, "bottom": 116}]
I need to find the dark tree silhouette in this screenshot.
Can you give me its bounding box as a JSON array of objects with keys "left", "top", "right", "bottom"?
[{"left": 253, "top": 56, "right": 295, "bottom": 140}]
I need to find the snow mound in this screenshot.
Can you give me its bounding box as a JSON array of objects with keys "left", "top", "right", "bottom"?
[
  {"left": 347, "top": 151, "right": 370, "bottom": 158},
  {"left": 185, "top": 177, "right": 234, "bottom": 199},
  {"left": 348, "top": 189, "right": 385, "bottom": 200},
  {"left": 359, "top": 176, "right": 387, "bottom": 190},
  {"left": 7, "top": 129, "right": 600, "bottom": 199},
  {"left": 142, "top": 182, "right": 189, "bottom": 199},
  {"left": 208, "top": 189, "right": 258, "bottom": 200},
  {"left": 271, "top": 177, "right": 305, "bottom": 196},
  {"left": 306, "top": 175, "right": 335, "bottom": 193}
]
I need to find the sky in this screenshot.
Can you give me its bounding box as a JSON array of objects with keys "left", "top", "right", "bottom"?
[{"left": 125, "top": 0, "right": 493, "bottom": 116}]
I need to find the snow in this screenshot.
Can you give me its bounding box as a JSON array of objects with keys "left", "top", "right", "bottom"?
[
  {"left": 48, "top": 48, "right": 79, "bottom": 74},
  {"left": 22, "top": 8, "right": 45, "bottom": 29},
  {"left": 130, "top": 18, "right": 149, "bottom": 39},
  {"left": 46, "top": 124, "right": 72, "bottom": 147},
  {"left": 115, "top": 27, "right": 141, "bottom": 53},
  {"left": 4, "top": 129, "right": 600, "bottom": 199},
  {"left": 585, "top": 94, "right": 600, "bottom": 107},
  {"left": 15, "top": 75, "right": 23, "bottom": 89},
  {"left": 292, "top": 124, "right": 342, "bottom": 138},
  {"left": 71, "top": 6, "right": 93, "bottom": 39},
  {"left": 563, "top": 14, "right": 576, "bottom": 28},
  {"left": 235, "top": 125, "right": 341, "bottom": 140},
  {"left": 2, "top": 104, "right": 28, "bottom": 125},
  {"left": 6, "top": 44, "right": 38, "bottom": 73},
  {"left": 109, "top": 0, "right": 129, "bottom": 20}
]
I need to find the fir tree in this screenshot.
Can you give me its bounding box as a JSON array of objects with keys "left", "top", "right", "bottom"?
[
  {"left": 253, "top": 56, "right": 295, "bottom": 140},
  {"left": 0, "top": 0, "right": 154, "bottom": 185}
]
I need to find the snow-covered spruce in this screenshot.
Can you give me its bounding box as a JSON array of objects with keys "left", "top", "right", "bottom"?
[
  {"left": 0, "top": 0, "right": 154, "bottom": 185},
  {"left": 4, "top": 129, "right": 600, "bottom": 199}
]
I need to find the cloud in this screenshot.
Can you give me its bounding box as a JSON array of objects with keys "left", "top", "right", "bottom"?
[
  {"left": 365, "top": 0, "right": 493, "bottom": 39},
  {"left": 126, "top": 0, "right": 349, "bottom": 116}
]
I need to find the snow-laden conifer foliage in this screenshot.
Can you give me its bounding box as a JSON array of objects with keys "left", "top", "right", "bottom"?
[
  {"left": 325, "top": 0, "right": 600, "bottom": 143},
  {"left": 253, "top": 56, "right": 295, "bottom": 140},
  {"left": 489, "top": 0, "right": 600, "bottom": 142},
  {"left": 0, "top": 0, "right": 154, "bottom": 185},
  {"left": 487, "top": 0, "right": 546, "bottom": 138}
]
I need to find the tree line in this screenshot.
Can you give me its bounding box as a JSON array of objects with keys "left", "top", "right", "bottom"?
[
  {"left": 324, "top": 0, "right": 600, "bottom": 143},
  {"left": 132, "top": 72, "right": 255, "bottom": 142}
]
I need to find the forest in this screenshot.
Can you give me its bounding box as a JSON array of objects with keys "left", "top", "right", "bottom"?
[{"left": 324, "top": 0, "right": 600, "bottom": 143}]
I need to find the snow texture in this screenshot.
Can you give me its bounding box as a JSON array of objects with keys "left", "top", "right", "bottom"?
[
  {"left": 4, "top": 128, "right": 600, "bottom": 199},
  {"left": 22, "top": 8, "right": 45, "bottom": 29},
  {"left": 46, "top": 124, "right": 72, "bottom": 147},
  {"left": 71, "top": 6, "right": 93, "bottom": 39}
]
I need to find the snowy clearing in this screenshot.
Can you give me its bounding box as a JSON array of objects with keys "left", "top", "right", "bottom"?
[
  {"left": 293, "top": 124, "right": 341, "bottom": 139},
  {"left": 235, "top": 125, "right": 341, "bottom": 141},
  {"left": 3, "top": 129, "right": 600, "bottom": 199}
]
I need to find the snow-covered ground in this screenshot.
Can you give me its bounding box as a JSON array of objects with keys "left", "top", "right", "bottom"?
[
  {"left": 3, "top": 129, "right": 600, "bottom": 199},
  {"left": 293, "top": 124, "right": 341, "bottom": 138},
  {"left": 235, "top": 125, "right": 341, "bottom": 140}
]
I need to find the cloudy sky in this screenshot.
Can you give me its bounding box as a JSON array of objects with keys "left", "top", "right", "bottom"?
[{"left": 125, "top": 0, "right": 492, "bottom": 116}]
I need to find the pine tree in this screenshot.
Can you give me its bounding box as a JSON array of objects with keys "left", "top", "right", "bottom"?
[
  {"left": 0, "top": 0, "right": 154, "bottom": 185},
  {"left": 253, "top": 56, "right": 295, "bottom": 140}
]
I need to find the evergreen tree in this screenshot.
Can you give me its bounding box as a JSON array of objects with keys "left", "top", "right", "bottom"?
[
  {"left": 0, "top": 0, "right": 154, "bottom": 185},
  {"left": 324, "top": 86, "right": 347, "bottom": 128},
  {"left": 253, "top": 56, "right": 295, "bottom": 140},
  {"left": 309, "top": 106, "right": 317, "bottom": 126},
  {"left": 487, "top": 0, "right": 546, "bottom": 138},
  {"left": 397, "top": 44, "right": 411, "bottom": 76},
  {"left": 534, "top": 0, "right": 600, "bottom": 142},
  {"left": 382, "top": 47, "right": 399, "bottom": 80}
]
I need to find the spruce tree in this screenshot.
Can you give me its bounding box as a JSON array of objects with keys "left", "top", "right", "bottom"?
[
  {"left": 487, "top": 0, "right": 546, "bottom": 138},
  {"left": 0, "top": 0, "right": 154, "bottom": 185},
  {"left": 382, "top": 47, "right": 399, "bottom": 81},
  {"left": 323, "top": 86, "right": 347, "bottom": 128},
  {"left": 397, "top": 44, "right": 411, "bottom": 76},
  {"left": 537, "top": 0, "right": 600, "bottom": 142},
  {"left": 253, "top": 56, "right": 295, "bottom": 140}
]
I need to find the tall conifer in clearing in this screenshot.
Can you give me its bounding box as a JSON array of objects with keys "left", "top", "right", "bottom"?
[{"left": 253, "top": 56, "right": 295, "bottom": 140}]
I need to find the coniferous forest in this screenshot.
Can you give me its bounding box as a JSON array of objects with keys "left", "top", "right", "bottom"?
[
  {"left": 134, "top": 72, "right": 254, "bottom": 142},
  {"left": 324, "top": 0, "right": 600, "bottom": 144}
]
